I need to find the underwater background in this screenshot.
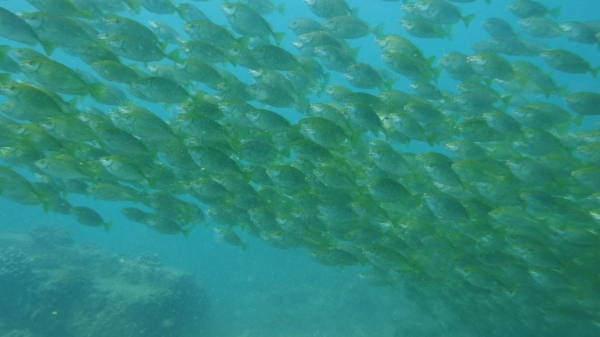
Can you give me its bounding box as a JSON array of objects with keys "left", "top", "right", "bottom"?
[{"left": 1, "top": 0, "right": 599, "bottom": 336}]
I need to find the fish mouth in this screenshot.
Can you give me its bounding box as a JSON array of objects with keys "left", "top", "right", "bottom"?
[
  {"left": 220, "top": 4, "right": 236, "bottom": 15},
  {"left": 99, "top": 158, "right": 113, "bottom": 167},
  {"left": 416, "top": 3, "right": 430, "bottom": 11},
  {"left": 558, "top": 24, "right": 573, "bottom": 32},
  {"left": 310, "top": 105, "right": 323, "bottom": 113},
  {"left": 401, "top": 22, "right": 414, "bottom": 30},
  {"left": 314, "top": 49, "right": 327, "bottom": 57},
  {"left": 248, "top": 69, "right": 263, "bottom": 78},
  {"left": 518, "top": 20, "right": 531, "bottom": 28},
  {"left": 373, "top": 37, "right": 387, "bottom": 47},
  {"left": 176, "top": 117, "right": 192, "bottom": 127},
  {"left": 39, "top": 122, "right": 55, "bottom": 131},
  {"left": 34, "top": 159, "right": 48, "bottom": 169}
]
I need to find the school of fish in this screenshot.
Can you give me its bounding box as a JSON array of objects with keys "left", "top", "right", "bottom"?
[{"left": 0, "top": 0, "right": 599, "bottom": 335}]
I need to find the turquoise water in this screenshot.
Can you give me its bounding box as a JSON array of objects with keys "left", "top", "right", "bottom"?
[{"left": 1, "top": 0, "right": 599, "bottom": 336}]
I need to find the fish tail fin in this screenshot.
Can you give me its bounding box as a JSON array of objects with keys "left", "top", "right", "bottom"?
[
  {"left": 182, "top": 227, "right": 193, "bottom": 238},
  {"left": 549, "top": 6, "right": 561, "bottom": 18},
  {"left": 382, "top": 79, "right": 394, "bottom": 91},
  {"left": 277, "top": 3, "right": 286, "bottom": 15},
  {"left": 273, "top": 32, "right": 286, "bottom": 46},
  {"left": 125, "top": 0, "right": 142, "bottom": 14},
  {"left": 443, "top": 25, "right": 454, "bottom": 40},
  {"left": 295, "top": 96, "right": 310, "bottom": 115},
  {"left": 572, "top": 114, "right": 584, "bottom": 127},
  {"left": 241, "top": 242, "right": 249, "bottom": 250},
  {"left": 372, "top": 23, "right": 385, "bottom": 37},
  {"left": 88, "top": 83, "right": 105, "bottom": 102},
  {"left": 227, "top": 54, "right": 238, "bottom": 67},
  {"left": 554, "top": 122, "right": 570, "bottom": 135},
  {"left": 425, "top": 55, "right": 436, "bottom": 68},
  {"left": 176, "top": 5, "right": 186, "bottom": 20},
  {"left": 556, "top": 85, "right": 570, "bottom": 97},
  {"left": 66, "top": 98, "right": 79, "bottom": 114},
  {"left": 0, "top": 73, "right": 11, "bottom": 85},
  {"left": 104, "top": 221, "right": 114, "bottom": 233},
  {"left": 500, "top": 94, "right": 513, "bottom": 106},
  {"left": 430, "top": 67, "right": 443, "bottom": 84},
  {"left": 591, "top": 66, "right": 599, "bottom": 78},
  {"left": 300, "top": 61, "right": 314, "bottom": 74},
  {"left": 320, "top": 72, "right": 331, "bottom": 93},
  {"left": 39, "top": 193, "right": 55, "bottom": 213},
  {"left": 426, "top": 135, "right": 437, "bottom": 147},
  {"left": 79, "top": 9, "right": 92, "bottom": 19},
  {"left": 41, "top": 41, "right": 57, "bottom": 56},
  {"left": 236, "top": 35, "right": 250, "bottom": 48},
  {"left": 160, "top": 40, "right": 170, "bottom": 52},
  {"left": 166, "top": 49, "right": 180, "bottom": 62},
  {"left": 280, "top": 145, "right": 291, "bottom": 158},
  {"left": 463, "top": 14, "right": 476, "bottom": 28}
]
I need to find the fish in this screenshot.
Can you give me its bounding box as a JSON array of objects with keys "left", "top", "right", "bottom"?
[
  {"left": 103, "top": 14, "right": 161, "bottom": 45},
  {"left": 559, "top": 21, "right": 598, "bottom": 44},
  {"left": 565, "top": 92, "right": 600, "bottom": 115},
  {"left": 0, "top": 8, "right": 54, "bottom": 54},
  {"left": 303, "top": 0, "right": 354, "bottom": 19},
  {"left": 70, "top": 206, "right": 113, "bottom": 232},
  {"left": 288, "top": 18, "right": 322, "bottom": 35},
  {"left": 91, "top": 60, "right": 141, "bottom": 83},
  {"left": 540, "top": 49, "right": 600, "bottom": 78},
  {"left": 130, "top": 76, "right": 190, "bottom": 104},
  {"left": 214, "top": 226, "right": 249, "bottom": 249},
  {"left": 518, "top": 16, "right": 563, "bottom": 38},
  {"left": 400, "top": 20, "right": 449, "bottom": 39},
  {"left": 466, "top": 52, "right": 514, "bottom": 80},
  {"left": 413, "top": 0, "right": 476, "bottom": 27},
  {"left": 221, "top": 3, "right": 284, "bottom": 45},
  {"left": 183, "top": 20, "right": 242, "bottom": 47},
  {"left": 148, "top": 20, "right": 184, "bottom": 44},
  {"left": 141, "top": 0, "right": 176, "bottom": 14},
  {"left": 17, "top": 12, "right": 97, "bottom": 49},
  {"left": 322, "top": 16, "right": 383, "bottom": 40},
  {"left": 20, "top": 57, "right": 89, "bottom": 95},
  {"left": 481, "top": 17, "right": 516, "bottom": 37},
  {"left": 507, "top": 0, "right": 560, "bottom": 19},
  {"left": 105, "top": 34, "right": 178, "bottom": 63},
  {"left": 239, "top": 0, "right": 285, "bottom": 16}
]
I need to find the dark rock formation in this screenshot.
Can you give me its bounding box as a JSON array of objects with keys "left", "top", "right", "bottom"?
[{"left": 0, "top": 224, "right": 210, "bottom": 337}]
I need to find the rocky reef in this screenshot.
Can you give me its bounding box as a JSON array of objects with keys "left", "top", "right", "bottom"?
[{"left": 0, "top": 224, "right": 210, "bottom": 337}]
